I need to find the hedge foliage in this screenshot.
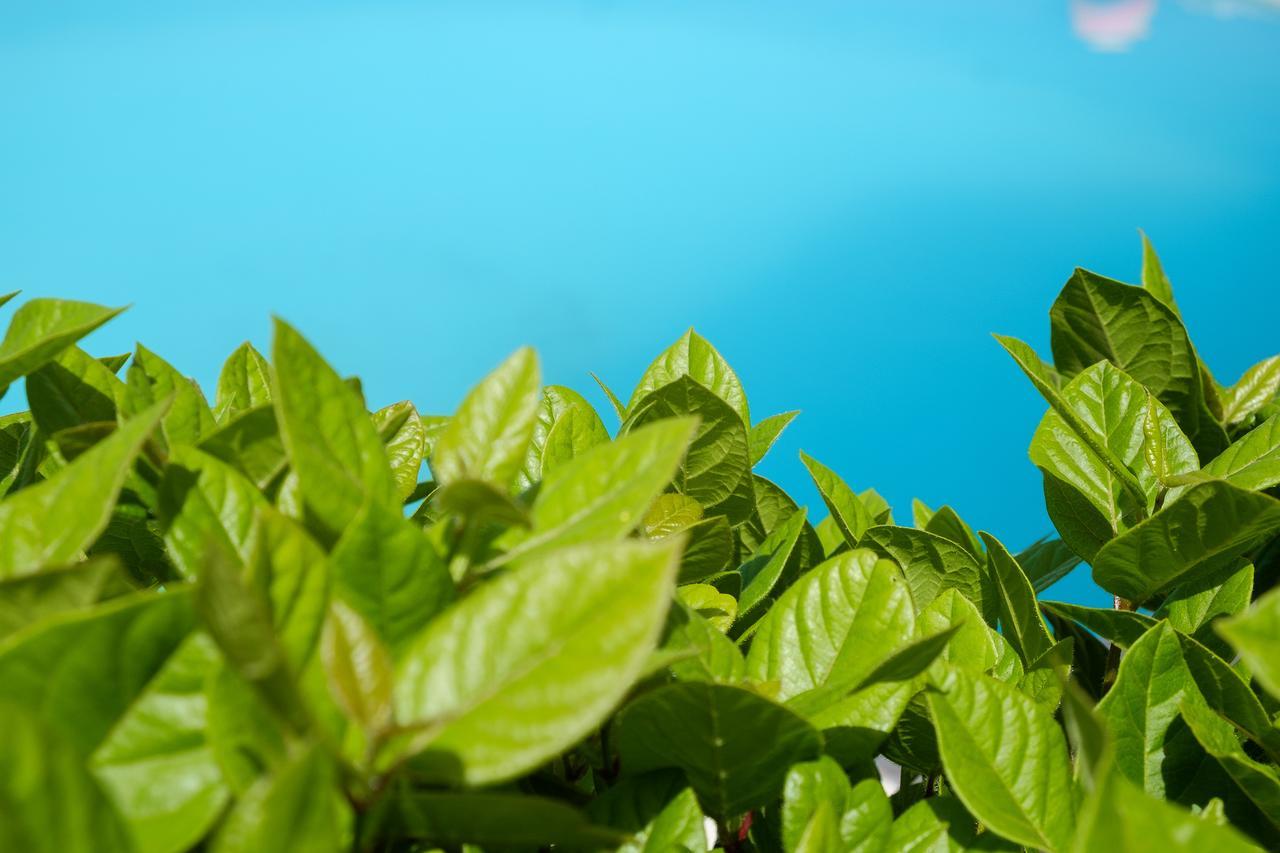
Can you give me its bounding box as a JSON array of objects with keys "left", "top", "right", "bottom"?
[{"left": 0, "top": 238, "right": 1278, "bottom": 852}]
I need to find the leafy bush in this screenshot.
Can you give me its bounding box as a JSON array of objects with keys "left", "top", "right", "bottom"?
[{"left": 0, "top": 238, "right": 1277, "bottom": 853}]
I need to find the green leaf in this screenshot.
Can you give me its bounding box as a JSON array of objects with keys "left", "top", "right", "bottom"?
[
  {"left": 807, "top": 680, "right": 919, "bottom": 767},
  {"left": 1172, "top": 413, "right": 1280, "bottom": 501},
  {"left": 924, "top": 506, "right": 984, "bottom": 560},
  {"left": 0, "top": 589, "right": 195, "bottom": 756},
  {"left": 1220, "top": 355, "right": 1280, "bottom": 426},
  {"left": 1047, "top": 268, "right": 1227, "bottom": 458},
  {"left": 1093, "top": 480, "right": 1280, "bottom": 603},
  {"left": 1217, "top": 585, "right": 1280, "bottom": 699},
  {"left": 861, "top": 525, "right": 996, "bottom": 624},
  {"left": 982, "top": 532, "right": 1053, "bottom": 665},
  {"left": 912, "top": 498, "right": 936, "bottom": 529},
  {"left": 591, "top": 371, "right": 626, "bottom": 423},
  {"left": 626, "top": 328, "right": 750, "bottom": 425},
  {"left": 27, "top": 345, "right": 126, "bottom": 435},
  {"left": 502, "top": 417, "right": 696, "bottom": 562},
  {"left": 626, "top": 376, "right": 754, "bottom": 525},
  {"left": 927, "top": 666, "right": 1075, "bottom": 852},
  {"left": 917, "top": 588, "right": 998, "bottom": 675},
  {"left": 1156, "top": 560, "right": 1252, "bottom": 645},
  {"left": 889, "top": 796, "right": 1018, "bottom": 853},
  {"left": 198, "top": 405, "right": 288, "bottom": 490},
  {"left": 328, "top": 500, "right": 452, "bottom": 654},
  {"left": 271, "top": 319, "right": 396, "bottom": 543},
  {"left": 746, "top": 549, "right": 915, "bottom": 702},
  {"left": 643, "top": 493, "right": 704, "bottom": 537},
  {"left": 676, "top": 515, "right": 735, "bottom": 583},
  {"left": 677, "top": 583, "right": 737, "bottom": 633},
  {"left": 1016, "top": 636, "right": 1073, "bottom": 714},
  {"left": 1139, "top": 230, "right": 1179, "bottom": 316},
  {"left": 1179, "top": 699, "right": 1280, "bottom": 832},
  {"left": 1028, "top": 361, "right": 1195, "bottom": 528},
  {"left": 158, "top": 445, "right": 266, "bottom": 579},
  {"left": 1038, "top": 600, "right": 1157, "bottom": 649},
  {"left": 248, "top": 509, "right": 329, "bottom": 671},
  {"left": 1015, "top": 536, "right": 1081, "bottom": 593},
  {"left": 996, "top": 334, "right": 1148, "bottom": 508},
  {"left": 587, "top": 771, "right": 708, "bottom": 853},
  {"left": 1070, "top": 753, "right": 1260, "bottom": 853},
  {"left": 214, "top": 342, "right": 272, "bottom": 423},
  {"left": 196, "top": 547, "right": 310, "bottom": 735},
  {"left": 0, "top": 298, "right": 125, "bottom": 395},
  {"left": 518, "top": 385, "right": 608, "bottom": 488},
  {"left": 391, "top": 791, "right": 623, "bottom": 850},
  {"left": 663, "top": 601, "right": 748, "bottom": 684},
  {"left": 800, "top": 451, "right": 873, "bottom": 547},
  {"left": 737, "top": 507, "right": 807, "bottom": 621},
  {"left": 373, "top": 401, "right": 427, "bottom": 501},
  {"left": 92, "top": 633, "right": 229, "bottom": 853},
  {"left": 321, "top": 600, "right": 393, "bottom": 737},
  {"left": 616, "top": 681, "right": 821, "bottom": 819},
  {"left": 1178, "top": 632, "right": 1280, "bottom": 761},
  {"left": 124, "top": 344, "right": 216, "bottom": 447},
  {"left": 541, "top": 399, "right": 611, "bottom": 473},
  {"left": 0, "top": 700, "right": 134, "bottom": 853},
  {"left": 211, "top": 744, "right": 352, "bottom": 853},
  {"left": 393, "top": 538, "right": 678, "bottom": 786},
  {"left": 750, "top": 410, "right": 799, "bottom": 466},
  {"left": 1040, "top": 469, "right": 1114, "bottom": 562},
  {"left": 1095, "top": 622, "right": 1207, "bottom": 799},
  {"left": 432, "top": 347, "right": 541, "bottom": 490},
  {"left": 0, "top": 557, "right": 119, "bottom": 641},
  {"left": 0, "top": 400, "right": 166, "bottom": 579},
  {"left": 781, "top": 757, "right": 892, "bottom": 853}
]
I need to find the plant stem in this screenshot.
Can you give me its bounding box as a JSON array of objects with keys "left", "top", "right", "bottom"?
[{"left": 1101, "top": 596, "right": 1134, "bottom": 694}]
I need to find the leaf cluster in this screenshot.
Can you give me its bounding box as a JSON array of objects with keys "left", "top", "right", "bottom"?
[{"left": 0, "top": 236, "right": 1277, "bottom": 852}]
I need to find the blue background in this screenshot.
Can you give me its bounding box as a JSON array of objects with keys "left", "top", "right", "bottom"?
[{"left": 4, "top": 1, "right": 1279, "bottom": 606}]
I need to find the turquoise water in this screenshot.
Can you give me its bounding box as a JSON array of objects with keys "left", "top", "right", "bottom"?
[{"left": 3, "top": 2, "right": 1279, "bottom": 606}]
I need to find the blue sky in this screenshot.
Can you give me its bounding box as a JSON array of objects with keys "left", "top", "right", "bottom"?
[{"left": 3, "top": 1, "right": 1279, "bottom": 605}]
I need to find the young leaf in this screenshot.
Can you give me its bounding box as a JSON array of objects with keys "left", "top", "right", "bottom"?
[
  {"left": 1139, "top": 230, "right": 1179, "bottom": 316},
  {"left": 927, "top": 666, "right": 1075, "bottom": 852},
  {"left": 1156, "top": 559, "right": 1252, "bottom": 642},
  {"left": 749, "top": 410, "right": 799, "bottom": 467},
  {"left": 0, "top": 400, "right": 166, "bottom": 579},
  {"left": 1170, "top": 413, "right": 1280, "bottom": 502},
  {"left": 590, "top": 371, "right": 626, "bottom": 422},
  {"left": 805, "top": 680, "right": 919, "bottom": 767},
  {"left": 321, "top": 600, "right": 393, "bottom": 736},
  {"left": 214, "top": 342, "right": 272, "bottom": 423},
  {"left": 781, "top": 757, "right": 892, "bottom": 853},
  {"left": 372, "top": 400, "right": 427, "bottom": 501},
  {"left": 616, "top": 681, "right": 821, "bottom": 819},
  {"left": 1220, "top": 355, "right": 1280, "bottom": 426},
  {"left": 626, "top": 328, "right": 750, "bottom": 425},
  {"left": 1092, "top": 480, "right": 1280, "bottom": 603},
  {"left": 432, "top": 347, "right": 541, "bottom": 489},
  {"left": 917, "top": 587, "right": 998, "bottom": 674},
  {"left": 995, "top": 334, "right": 1148, "bottom": 509},
  {"left": 272, "top": 319, "right": 397, "bottom": 542},
  {"left": 392, "top": 538, "right": 679, "bottom": 786},
  {"left": 198, "top": 405, "right": 287, "bottom": 490},
  {"left": 501, "top": 417, "right": 696, "bottom": 562},
  {"left": 541, "top": 401, "right": 610, "bottom": 472},
  {"left": 745, "top": 549, "right": 915, "bottom": 702},
  {"left": 0, "top": 298, "right": 125, "bottom": 396},
  {"left": 0, "top": 700, "right": 134, "bottom": 853},
  {"left": 800, "top": 451, "right": 873, "bottom": 547},
  {"left": 124, "top": 344, "right": 217, "bottom": 446},
  {"left": 911, "top": 498, "right": 936, "bottom": 529},
  {"left": 518, "top": 385, "right": 608, "bottom": 488},
  {"left": 662, "top": 601, "right": 747, "bottom": 684},
  {"left": 736, "top": 506, "right": 807, "bottom": 622}
]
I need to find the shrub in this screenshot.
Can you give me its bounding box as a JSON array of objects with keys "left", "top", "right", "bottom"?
[{"left": 0, "top": 238, "right": 1277, "bottom": 852}]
